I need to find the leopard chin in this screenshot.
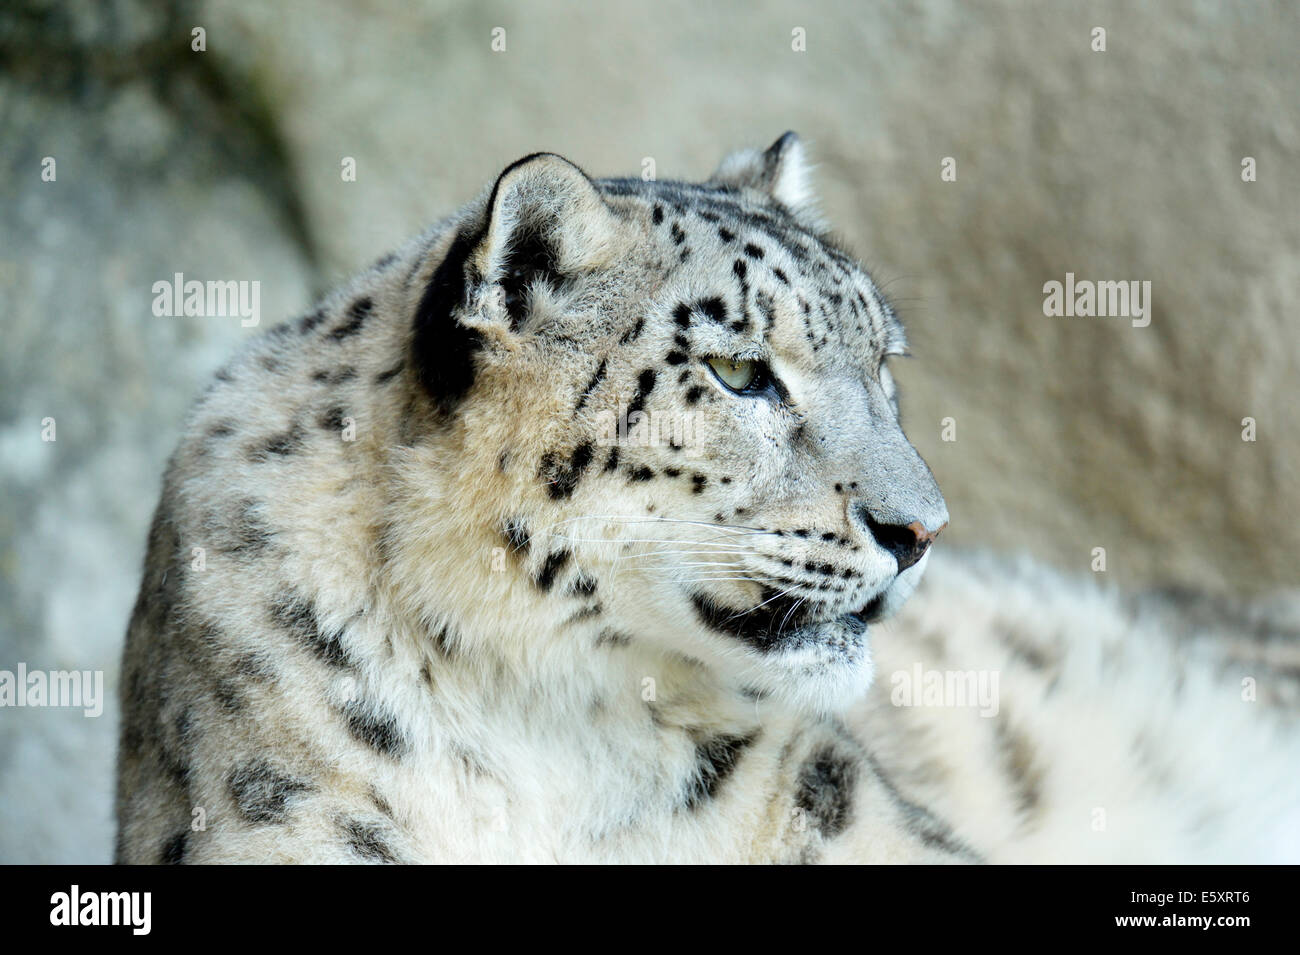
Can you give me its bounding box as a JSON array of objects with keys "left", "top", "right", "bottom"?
[{"left": 737, "top": 617, "right": 878, "bottom": 714}]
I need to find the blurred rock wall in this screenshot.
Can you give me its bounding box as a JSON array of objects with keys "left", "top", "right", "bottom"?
[{"left": 1, "top": 0, "right": 1296, "bottom": 862}]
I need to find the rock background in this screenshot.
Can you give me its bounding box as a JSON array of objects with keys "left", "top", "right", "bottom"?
[{"left": 1, "top": 0, "right": 1296, "bottom": 862}]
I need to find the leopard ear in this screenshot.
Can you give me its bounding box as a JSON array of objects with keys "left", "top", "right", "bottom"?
[
  {"left": 466, "top": 152, "right": 620, "bottom": 334},
  {"left": 709, "top": 131, "right": 820, "bottom": 222},
  {"left": 413, "top": 153, "right": 619, "bottom": 412}
]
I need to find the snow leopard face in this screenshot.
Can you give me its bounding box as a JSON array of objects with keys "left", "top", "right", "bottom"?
[{"left": 414, "top": 133, "right": 947, "bottom": 712}]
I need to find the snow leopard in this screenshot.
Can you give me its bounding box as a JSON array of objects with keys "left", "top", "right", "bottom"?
[{"left": 115, "top": 133, "right": 1300, "bottom": 863}]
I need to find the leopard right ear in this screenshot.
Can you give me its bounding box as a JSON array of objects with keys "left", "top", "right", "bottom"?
[
  {"left": 413, "top": 153, "right": 619, "bottom": 412},
  {"left": 709, "top": 131, "right": 823, "bottom": 227}
]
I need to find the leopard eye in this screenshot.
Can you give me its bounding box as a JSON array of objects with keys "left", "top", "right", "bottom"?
[{"left": 706, "top": 357, "right": 759, "bottom": 392}]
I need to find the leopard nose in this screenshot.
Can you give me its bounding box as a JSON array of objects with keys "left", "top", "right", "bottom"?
[{"left": 853, "top": 505, "right": 947, "bottom": 573}]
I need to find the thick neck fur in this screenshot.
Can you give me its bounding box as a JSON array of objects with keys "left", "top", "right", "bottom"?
[{"left": 354, "top": 312, "right": 790, "bottom": 861}]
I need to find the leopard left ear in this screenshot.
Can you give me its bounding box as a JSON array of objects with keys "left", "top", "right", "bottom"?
[
  {"left": 709, "top": 131, "right": 820, "bottom": 222},
  {"left": 474, "top": 154, "right": 619, "bottom": 294},
  {"left": 413, "top": 152, "right": 622, "bottom": 413}
]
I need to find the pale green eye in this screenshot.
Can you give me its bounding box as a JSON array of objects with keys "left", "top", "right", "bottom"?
[{"left": 707, "top": 357, "right": 758, "bottom": 392}]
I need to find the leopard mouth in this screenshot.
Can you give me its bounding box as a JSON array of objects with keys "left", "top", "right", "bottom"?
[
  {"left": 691, "top": 587, "right": 883, "bottom": 653},
  {"left": 846, "top": 593, "right": 888, "bottom": 629}
]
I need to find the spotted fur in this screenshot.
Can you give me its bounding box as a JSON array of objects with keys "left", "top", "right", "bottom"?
[{"left": 116, "top": 134, "right": 1300, "bottom": 863}]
